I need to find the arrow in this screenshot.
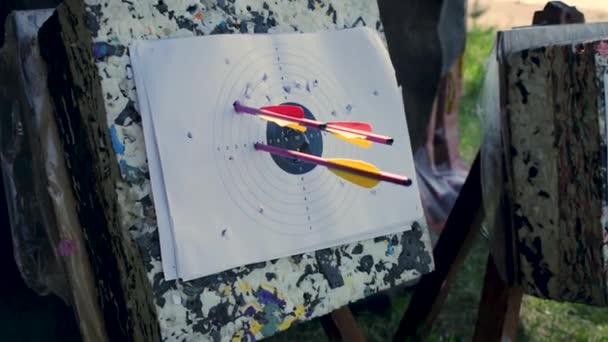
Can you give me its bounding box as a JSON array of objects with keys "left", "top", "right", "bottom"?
[
  {"left": 254, "top": 143, "right": 411, "bottom": 188},
  {"left": 234, "top": 101, "right": 323, "bottom": 132},
  {"left": 233, "top": 101, "right": 394, "bottom": 146}
]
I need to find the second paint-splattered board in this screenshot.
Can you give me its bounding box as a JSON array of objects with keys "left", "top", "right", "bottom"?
[{"left": 500, "top": 37, "right": 608, "bottom": 306}]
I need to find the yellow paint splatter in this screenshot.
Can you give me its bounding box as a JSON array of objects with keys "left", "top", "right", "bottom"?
[
  {"left": 344, "top": 275, "right": 353, "bottom": 287},
  {"left": 222, "top": 285, "right": 233, "bottom": 297},
  {"left": 237, "top": 281, "right": 252, "bottom": 292},
  {"left": 277, "top": 315, "right": 297, "bottom": 331},
  {"left": 260, "top": 283, "right": 275, "bottom": 291},
  {"left": 250, "top": 320, "right": 263, "bottom": 334},
  {"left": 294, "top": 304, "right": 306, "bottom": 318},
  {"left": 231, "top": 331, "right": 243, "bottom": 342}
]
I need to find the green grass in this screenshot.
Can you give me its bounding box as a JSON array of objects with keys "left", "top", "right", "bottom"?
[
  {"left": 458, "top": 27, "right": 494, "bottom": 165},
  {"left": 519, "top": 297, "right": 608, "bottom": 341}
]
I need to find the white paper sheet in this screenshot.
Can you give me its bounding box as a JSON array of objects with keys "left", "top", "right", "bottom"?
[{"left": 130, "top": 27, "right": 426, "bottom": 281}]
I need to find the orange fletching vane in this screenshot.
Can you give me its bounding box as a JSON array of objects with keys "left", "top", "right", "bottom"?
[{"left": 327, "top": 122, "right": 372, "bottom": 132}]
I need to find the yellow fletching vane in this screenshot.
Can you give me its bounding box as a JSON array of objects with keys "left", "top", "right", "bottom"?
[
  {"left": 328, "top": 159, "right": 381, "bottom": 189},
  {"left": 258, "top": 115, "right": 307, "bottom": 132},
  {"left": 326, "top": 128, "right": 372, "bottom": 148}
]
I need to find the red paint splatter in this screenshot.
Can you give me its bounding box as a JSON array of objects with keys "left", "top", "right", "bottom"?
[{"left": 195, "top": 12, "right": 203, "bottom": 20}]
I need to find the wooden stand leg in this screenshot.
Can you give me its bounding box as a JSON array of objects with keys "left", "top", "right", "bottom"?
[
  {"left": 393, "top": 153, "right": 482, "bottom": 341},
  {"left": 320, "top": 306, "right": 366, "bottom": 342},
  {"left": 473, "top": 256, "right": 523, "bottom": 342}
]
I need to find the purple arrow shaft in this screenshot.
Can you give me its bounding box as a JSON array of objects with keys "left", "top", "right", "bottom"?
[{"left": 254, "top": 143, "right": 411, "bottom": 187}]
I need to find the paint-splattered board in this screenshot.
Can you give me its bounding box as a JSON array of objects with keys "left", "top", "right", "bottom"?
[
  {"left": 38, "top": 1, "right": 434, "bottom": 341},
  {"left": 500, "top": 39, "right": 608, "bottom": 306},
  {"left": 130, "top": 28, "right": 426, "bottom": 282}
]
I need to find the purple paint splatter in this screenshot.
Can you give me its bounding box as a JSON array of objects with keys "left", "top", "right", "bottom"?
[
  {"left": 58, "top": 239, "right": 76, "bottom": 257},
  {"left": 257, "top": 288, "right": 286, "bottom": 307},
  {"left": 244, "top": 306, "right": 257, "bottom": 316}
]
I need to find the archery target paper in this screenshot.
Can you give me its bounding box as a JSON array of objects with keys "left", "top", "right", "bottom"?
[{"left": 130, "top": 27, "right": 426, "bottom": 281}]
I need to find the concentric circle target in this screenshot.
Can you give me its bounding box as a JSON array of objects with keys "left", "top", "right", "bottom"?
[{"left": 212, "top": 43, "right": 362, "bottom": 235}]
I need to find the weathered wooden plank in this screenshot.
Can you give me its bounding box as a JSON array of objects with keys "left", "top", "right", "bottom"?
[
  {"left": 502, "top": 40, "right": 608, "bottom": 305},
  {"left": 1, "top": 10, "right": 108, "bottom": 341}
]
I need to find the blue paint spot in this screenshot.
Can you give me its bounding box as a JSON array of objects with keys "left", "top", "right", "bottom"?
[
  {"left": 257, "top": 288, "right": 286, "bottom": 307},
  {"left": 260, "top": 303, "right": 282, "bottom": 336},
  {"left": 110, "top": 125, "right": 125, "bottom": 155},
  {"left": 305, "top": 308, "right": 314, "bottom": 318},
  {"left": 345, "top": 104, "right": 353, "bottom": 113},
  {"left": 386, "top": 240, "right": 394, "bottom": 256},
  {"left": 93, "top": 42, "right": 125, "bottom": 59},
  {"left": 282, "top": 85, "right": 292, "bottom": 94},
  {"left": 213, "top": 21, "right": 230, "bottom": 34},
  {"left": 93, "top": 42, "right": 109, "bottom": 59},
  {"left": 117, "top": 159, "right": 146, "bottom": 183}
]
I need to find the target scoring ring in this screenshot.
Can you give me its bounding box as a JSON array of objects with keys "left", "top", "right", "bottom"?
[
  {"left": 266, "top": 102, "right": 323, "bottom": 175},
  {"left": 212, "top": 44, "right": 363, "bottom": 236}
]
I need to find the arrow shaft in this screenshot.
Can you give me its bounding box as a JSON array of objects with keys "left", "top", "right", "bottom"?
[
  {"left": 234, "top": 101, "right": 325, "bottom": 129},
  {"left": 254, "top": 143, "right": 411, "bottom": 187},
  {"left": 234, "top": 101, "right": 393, "bottom": 145}
]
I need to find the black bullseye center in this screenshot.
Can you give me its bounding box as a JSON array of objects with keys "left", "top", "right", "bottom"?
[{"left": 266, "top": 102, "right": 323, "bottom": 175}]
